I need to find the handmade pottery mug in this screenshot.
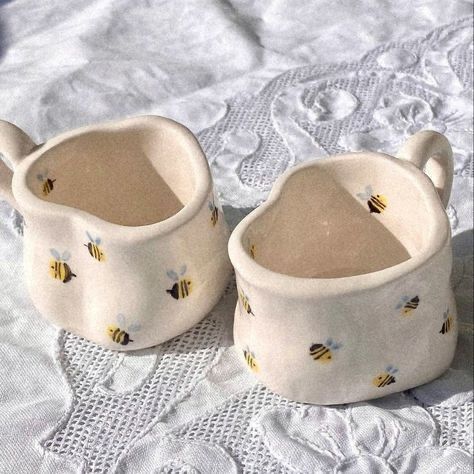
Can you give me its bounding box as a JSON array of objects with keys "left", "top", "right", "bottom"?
[
  {"left": 229, "top": 130, "right": 457, "bottom": 405},
  {"left": 0, "top": 116, "right": 231, "bottom": 350}
]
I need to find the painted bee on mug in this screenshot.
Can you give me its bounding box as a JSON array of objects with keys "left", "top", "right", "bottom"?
[
  {"left": 37, "top": 170, "right": 56, "bottom": 196},
  {"left": 243, "top": 347, "right": 259, "bottom": 372},
  {"left": 357, "top": 185, "right": 387, "bottom": 214},
  {"left": 84, "top": 231, "right": 106, "bottom": 262},
  {"left": 239, "top": 289, "right": 254, "bottom": 316},
  {"left": 373, "top": 365, "right": 398, "bottom": 388},
  {"left": 439, "top": 308, "right": 454, "bottom": 334},
  {"left": 249, "top": 243, "right": 256, "bottom": 259},
  {"left": 208, "top": 198, "right": 219, "bottom": 226},
  {"left": 49, "top": 249, "right": 76, "bottom": 283},
  {"left": 396, "top": 295, "right": 420, "bottom": 316},
  {"left": 107, "top": 313, "right": 141, "bottom": 346},
  {"left": 309, "top": 338, "right": 342, "bottom": 363},
  {"left": 166, "top": 265, "right": 193, "bottom": 300}
]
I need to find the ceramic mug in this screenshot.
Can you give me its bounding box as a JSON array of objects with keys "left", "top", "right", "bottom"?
[
  {"left": 0, "top": 116, "right": 231, "bottom": 350},
  {"left": 229, "top": 130, "right": 457, "bottom": 405}
]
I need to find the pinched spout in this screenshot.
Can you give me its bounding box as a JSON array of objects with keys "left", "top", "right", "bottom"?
[{"left": 0, "top": 120, "right": 37, "bottom": 211}]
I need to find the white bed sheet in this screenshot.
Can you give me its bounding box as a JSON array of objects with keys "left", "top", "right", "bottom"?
[{"left": 0, "top": 1, "right": 472, "bottom": 472}]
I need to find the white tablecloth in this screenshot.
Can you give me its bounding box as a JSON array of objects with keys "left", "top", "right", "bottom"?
[{"left": 0, "top": 1, "right": 472, "bottom": 472}]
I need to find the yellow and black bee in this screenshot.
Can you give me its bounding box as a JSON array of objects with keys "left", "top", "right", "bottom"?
[
  {"left": 243, "top": 347, "right": 259, "bottom": 372},
  {"left": 166, "top": 265, "right": 193, "bottom": 300},
  {"left": 373, "top": 365, "right": 398, "bottom": 388},
  {"left": 107, "top": 313, "right": 141, "bottom": 346},
  {"left": 208, "top": 199, "right": 219, "bottom": 226},
  {"left": 309, "top": 338, "right": 342, "bottom": 363},
  {"left": 37, "top": 170, "right": 56, "bottom": 196},
  {"left": 84, "top": 231, "right": 106, "bottom": 262},
  {"left": 357, "top": 185, "right": 387, "bottom": 214},
  {"left": 249, "top": 243, "right": 256, "bottom": 259},
  {"left": 239, "top": 289, "right": 254, "bottom": 316},
  {"left": 440, "top": 308, "right": 454, "bottom": 334},
  {"left": 396, "top": 295, "right": 420, "bottom": 316},
  {"left": 49, "top": 248, "right": 76, "bottom": 283}
]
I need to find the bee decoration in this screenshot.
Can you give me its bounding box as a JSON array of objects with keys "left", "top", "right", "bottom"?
[
  {"left": 84, "top": 231, "right": 106, "bottom": 262},
  {"left": 249, "top": 243, "right": 256, "bottom": 259},
  {"left": 373, "top": 365, "right": 398, "bottom": 388},
  {"left": 357, "top": 185, "right": 387, "bottom": 214},
  {"left": 396, "top": 295, "right": 420, "bottom": 316},
  {"left": 37, "top": 170, "right": 56, "bottom": 196},
  {"left": 309, "top": 338, "right": 342, "bottom": 363},
  {"left": 49, "top": 249, "right": 76, "bottom": 283},
  {"left": 208, "top": 198, "right": 219, "bottom": 226},
  {"left": 243, "top": 347, "right": 259, "bottom": 372},
  {"left": 107, "top": 313, "right": 141, "bottom": 346},
  {"left": 166, "top": 265, "right": 193, "bottom": 300},
  {"left": 439, "top": 308, "right": 453, "bottom": 334},
  {"left": 239, "top": 289, "right": 254, "bottom": 316}
]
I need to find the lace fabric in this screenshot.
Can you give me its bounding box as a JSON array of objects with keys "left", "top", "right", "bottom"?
[
  {"left": 43, "top": 316, "right": 225, "bottom": 472},
  {"left": 198, "top": 17, "right": 473, "bottom": 209}
]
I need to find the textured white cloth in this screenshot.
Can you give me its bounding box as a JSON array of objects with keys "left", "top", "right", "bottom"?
[{"left": 0, "top": 1, "right": 472, "bottom": 473}]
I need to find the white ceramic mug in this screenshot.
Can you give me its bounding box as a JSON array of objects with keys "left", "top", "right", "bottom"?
[
  {"left": 229, "top": 130, "right": 457, "bottom": 404},
  {"left": 0, "top": 116, "right": 231, "bottom": 350}
]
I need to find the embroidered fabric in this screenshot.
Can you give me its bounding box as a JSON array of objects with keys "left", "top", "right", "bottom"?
[
  {"left": 0, "top": 6, "right": 472, "bottom": 474},
  {"left": 199, "top": 17, "right": 473, "bottom": 208}
]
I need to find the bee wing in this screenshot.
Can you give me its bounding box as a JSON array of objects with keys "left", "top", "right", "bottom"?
[
  {"left": 395, "top": 302, "right": 403, "bottom": 309},
  {"left": 62, "top": 251, "right": 71, "bottom": 261},
  {"left": 356, "top": 192, "right": 368, "bottom": 200},
  {"left": 325, "top": 338, "right": 333, "bottom": 346},
  {"left": 50, "top": 248, "right": 61, "bottom": 260},
  {"left": 37, "top": 174, "right": 44, "bottom": 181},
  {"left": 180, "top": 264, "right": 187, "bottom": 275},
  {"left": 333, "top": 342, "right": 342, "bottom": 350},
  {"left": 128, "top": 323, "right": 141, "bottom": 332},
  {"left": 366, "top": 185, "right": 373, "bottom": 195},
  {"left": 391, "top": 368, "right": 399, "bottom": 374},
  {"left": 167, "top": 270, "right": 179, "bottom": 281},
  {"left": 386, "top": 365, "right": 393, "bottom": 372},
  {"left": 86, "top": 231, "right": 94, "bottom": 242},
  {"left": 117, "top": 313, "right": 126, "bottom": 326},
  {"left": 95, "top": 237, "right": 102, "bottom": 245}
]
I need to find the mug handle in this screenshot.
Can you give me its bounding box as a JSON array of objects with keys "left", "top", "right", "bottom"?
[
  {"left": 396, "top": 130, "right": 453, "bottom": 208},
  {"left": 0, "top": 120, "right": 36, "bottom": 211}
]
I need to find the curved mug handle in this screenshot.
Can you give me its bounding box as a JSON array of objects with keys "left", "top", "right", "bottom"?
[
  {"left": 0, "top": 120, "right": 37, "bottom": 211},
  {"left": 396, "top": 130, "right": 453, "bottom": 208}
]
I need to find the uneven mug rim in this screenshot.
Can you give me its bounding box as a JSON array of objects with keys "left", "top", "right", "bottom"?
[
  {"left": 228, "top": 152, "right": 451, "bottom": 297},
  {"left": 11, "top": 115, "right": 212, "bottom": 242}
]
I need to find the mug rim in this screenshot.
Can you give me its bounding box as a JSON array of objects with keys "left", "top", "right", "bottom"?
[
  {"left": 11, "top": 115, "right": 212, "bottom": 242},
  {"left": 228, "top": 152, "right": 451, "bottom": 296}
]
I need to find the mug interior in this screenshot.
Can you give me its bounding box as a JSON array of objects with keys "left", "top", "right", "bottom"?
[
  {"left": 244, "top": 154, "right": 433, "bottom": 279},
  {"left": 26, "top": 124, "right": 196, "bottom": 226}
]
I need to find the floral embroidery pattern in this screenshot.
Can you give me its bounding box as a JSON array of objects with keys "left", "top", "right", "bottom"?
[
  {"left": 198, "top": 18, "right": 472, "bottom": 209},
  {"left": 255, "top": 399, "right": 472, "bottom": 472}
]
